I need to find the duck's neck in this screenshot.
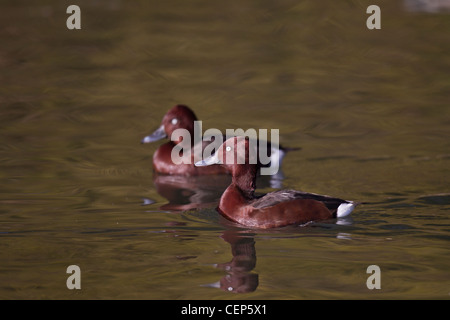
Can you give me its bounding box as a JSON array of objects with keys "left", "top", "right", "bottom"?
[{"left": 231, "top": 164, "right": 257, "bottom": 199}]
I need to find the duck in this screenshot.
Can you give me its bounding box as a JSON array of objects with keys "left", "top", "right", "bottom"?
[
  {"left": 195, "top": 136, "right": 356, "bottom": 229},
  {"left": 141, "top": 104, "right": 298, "bottom": 176},
  {"left": 141, "top": 104, "right": 226, "bottom": 175}
]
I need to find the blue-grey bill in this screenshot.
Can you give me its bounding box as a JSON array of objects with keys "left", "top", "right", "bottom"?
[
  {"left": 194, "top": 154, "right": 220, "bottom": 167},
  {"left": 141, "top": 125, "right": 167, "bottom": 143}
]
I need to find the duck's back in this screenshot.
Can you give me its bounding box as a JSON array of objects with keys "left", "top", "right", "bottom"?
[{"left": 251, "top": 189, "right": 351, "bottom": 214}]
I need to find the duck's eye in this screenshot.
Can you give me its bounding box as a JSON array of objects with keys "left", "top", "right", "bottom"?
[
  {"left": 171, "top": 118, "right": 178, "bottom": 125},
  {"left": 226, "top": 146, "right": 231, "bottom": 152}
]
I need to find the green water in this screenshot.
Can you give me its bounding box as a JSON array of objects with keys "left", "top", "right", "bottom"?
[{"left": 0, "top": 0, "right": 449, "bottom": 299}]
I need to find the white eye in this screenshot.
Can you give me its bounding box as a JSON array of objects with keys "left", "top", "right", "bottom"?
[
  {"left": 226, "top": 146, "right": 231, "bottom": 152},
  {"left": 171, "top": 118, "right": 178, "bottom": 125}
]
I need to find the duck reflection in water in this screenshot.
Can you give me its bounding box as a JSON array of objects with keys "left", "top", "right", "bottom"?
[
  {"left": 150, "top": 174, "right": 230, "bottom": 211},
  {"left": 148, "top": 173, "right": 286, "bottom": 211},
  {"left": 205, "top": 229, "right": 259, "bottom": 293}
]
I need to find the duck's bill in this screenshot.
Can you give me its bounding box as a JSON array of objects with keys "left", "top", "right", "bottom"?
[
  {"left": 141, "top": 125, "right": 167, "bottom": 143},
  {"left": 194, "top": 153, "right": 220, "bottom": 167},
  {"left": 200, "top": 280, "right": 221, "bottom": 289}
]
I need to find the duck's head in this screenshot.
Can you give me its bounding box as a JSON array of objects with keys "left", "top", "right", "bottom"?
[
  {"left": 195, "top": 136, "right": 258, "bottom": 177},
  {"left": 141, "top": 104, "right": 198, "bottom": 145}
]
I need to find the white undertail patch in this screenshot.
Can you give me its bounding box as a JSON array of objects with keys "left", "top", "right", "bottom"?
[{"left": 337, "top": 202, "right": 355, "bottom": 218}]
